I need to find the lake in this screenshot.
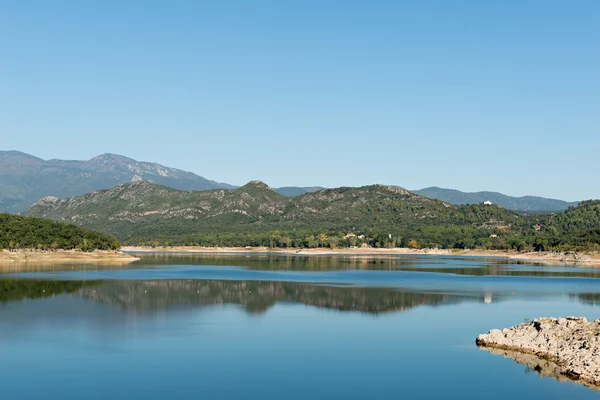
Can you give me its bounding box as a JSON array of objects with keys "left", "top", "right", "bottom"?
[{"left": 1, "top": 253, "right": 600, "bottom": 399}]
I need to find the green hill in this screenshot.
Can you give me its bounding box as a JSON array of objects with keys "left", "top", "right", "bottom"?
[
  {"left": 541, "top": 201, "right": 600, "bottom": 249},
  {"left": 26, "top": 180, "right": 600, "bottom": 251},
  {"left": 26, "top": 181, "right": 537, "bottom": 249},
  {"left": 0, "top": 213, "right": 120, "bottom": 251}
]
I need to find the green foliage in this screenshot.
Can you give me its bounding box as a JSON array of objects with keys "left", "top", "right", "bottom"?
[
  {"left": 0, "top": 213, "right": 120, "bottom": 251},
  {"left": 540, "top": 201, "right": 600, "bottom": 251}
]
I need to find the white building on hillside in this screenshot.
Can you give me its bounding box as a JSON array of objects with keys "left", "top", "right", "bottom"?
[{"left": 483, "top": 201, "right": 492, "bottom": 205}]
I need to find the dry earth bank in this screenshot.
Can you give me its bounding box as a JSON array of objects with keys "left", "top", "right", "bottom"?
[{"left": 0, "top": 249, "right": 140, "bottom": 265}]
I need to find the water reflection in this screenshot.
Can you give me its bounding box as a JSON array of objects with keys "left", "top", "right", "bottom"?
[
  {"left": 81, "top": 280, "right": 469, "bottom": 314},
  {"left": 0, "top": 278, "right": 468, "bottom": 315},
  {"left": 478, "top": 347, "right": 600, "bottom": 391},
  {"left": 126, "top": 253, "right": 600, "bottom": 278},
  {"left": 2, "top": 277, "right": 600, "bottom": 317},
  {"left": 572, "top": 293, "right": 600, "bottom": 306},
  {"left": 0, "top": 279, "right": 97, "bottom": 302},
  {"left": 130, "top": 253, "right": 443, "bottom": 270}
]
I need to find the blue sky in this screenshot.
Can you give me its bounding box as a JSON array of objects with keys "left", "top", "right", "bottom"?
[{"left": 1, "top": 1, "right": 598, "bottom": 200}]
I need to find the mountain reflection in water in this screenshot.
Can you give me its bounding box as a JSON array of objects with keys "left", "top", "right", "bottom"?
[
  {"left": 80, "top": 280, "right": 468, "bottom": 314},
  {"left": 3, "top": 277, "right": 600, "bottom": 316},
  {"left": 0, "top": 278, "right": 469, "bottom": 315}
]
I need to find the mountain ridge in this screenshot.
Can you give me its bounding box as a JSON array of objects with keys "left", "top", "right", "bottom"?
[
  {"left": 0, "top": 151, "right": 329, "bottom": 212},
  {"left": 26, "top": 180, "right": 531, "bottom": 249},
  {"left": 0, "top": 151, "right": 235, "bottom": 213},
  {"left": 413, "top": 186, "right": 579, "bottom": 212},
  {"left": 0, "top": 150, "right": 583, "bottom": 213}
]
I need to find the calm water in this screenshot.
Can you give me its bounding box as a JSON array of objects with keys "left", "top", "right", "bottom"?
[{"left": 1, "top": 254, "right": 600, "bottom": 399}]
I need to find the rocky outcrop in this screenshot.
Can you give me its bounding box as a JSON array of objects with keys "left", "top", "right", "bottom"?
[
  {"left": 476, "top": 317, "right": 600, "bottom": 388},
  {"left": 32, "top": 196, "right": 58, "bottom": 207}
]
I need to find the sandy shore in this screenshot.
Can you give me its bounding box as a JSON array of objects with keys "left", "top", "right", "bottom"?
[
  {"left": 0, "top": 249, "right": 140, "bottom": 265},
  {"left": 121, "top": 246, "right": 600, "bottom": 266}
]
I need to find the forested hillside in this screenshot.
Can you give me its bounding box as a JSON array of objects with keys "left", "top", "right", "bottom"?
[
  {"left": 26, "top": 181, "right": 600, "bottom": 251},
  {"left": 25, "top": 181, "right": 528, "bottom": 249},
  {"left": 541, "top": 201, "right": 600, "bottom": 249},
  {"left": 0, "top": 213, "right": 120, "bottom": 251}
]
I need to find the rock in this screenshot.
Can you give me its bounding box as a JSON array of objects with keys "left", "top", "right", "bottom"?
[
  {"left": 476, "top": 317, "right": 600, "bottom": 389},
  {"left": 31, "top": 196, "right": 58, "bottom": 207}
]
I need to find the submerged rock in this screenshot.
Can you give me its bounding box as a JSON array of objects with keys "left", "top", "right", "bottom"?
[{"left": 476, "top": 317, "right": 600, "bottom": 388}]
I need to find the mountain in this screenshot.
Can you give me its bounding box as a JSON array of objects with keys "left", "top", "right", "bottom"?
[
  {"left": 1, "top": 150, "right": 580, "bottom": 214},
  {"left": 275, "top": 186, "right": 326, "bottom": 197},
  {"left": 0, "top": 151, "right": 234, "bottom": 213},
  {"left": 413, "top": 187, "right": 578, "bottom": 212},
  {"left": 27, "top": 180, "right": 530, "bottom": 248}
]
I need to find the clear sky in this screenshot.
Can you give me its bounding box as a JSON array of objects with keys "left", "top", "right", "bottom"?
[{"left": 1, "top": 1, "right": 598, "bottom": 201}]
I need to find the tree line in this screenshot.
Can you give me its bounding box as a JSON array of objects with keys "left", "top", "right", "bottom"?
[{"left": 127, "top": 201, "right": 600, "bottom": 252}]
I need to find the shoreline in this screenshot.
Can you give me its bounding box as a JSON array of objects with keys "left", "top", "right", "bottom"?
[
  {"left": 0, "top": 249, "right": 140, "bottom": 264},
  {"left": 121, "top": 246, "right": 600, "bottom": 266}
]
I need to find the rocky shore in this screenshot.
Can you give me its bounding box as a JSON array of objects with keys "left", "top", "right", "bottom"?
[{"left": 476, "top": 317, "right": 600, "bottom": 388}]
